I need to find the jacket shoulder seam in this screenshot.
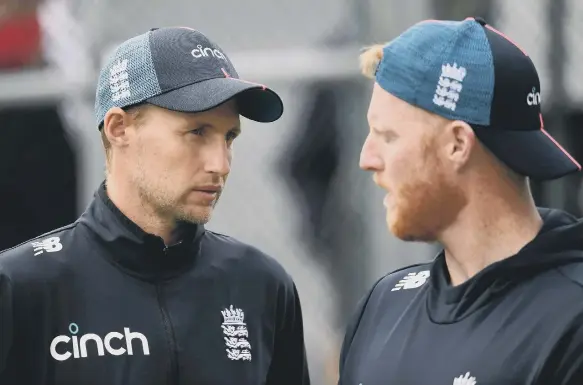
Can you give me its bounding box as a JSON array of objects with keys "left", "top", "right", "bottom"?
[
  {"left": 353, "top": 261, "right": 432, "bottom": 328},
  {"left": 0, "top": 223, "right": 77, "bottom": 256}
]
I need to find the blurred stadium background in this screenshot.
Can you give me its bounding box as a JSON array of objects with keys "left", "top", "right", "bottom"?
[{"left": 1, "top": 0, "right": 582, "bottom": 383}]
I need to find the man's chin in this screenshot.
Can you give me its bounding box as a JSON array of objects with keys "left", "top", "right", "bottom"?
[
  {"left": 177, "top": 206, "right": 214, "bottom": 225},
  {"left": 386, "top": 212, "right": 436, "bottom": 243},
  {"left": 387, "top": 217, "right": 410, "bottom": 241}
]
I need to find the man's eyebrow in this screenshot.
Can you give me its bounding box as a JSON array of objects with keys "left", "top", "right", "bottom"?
[
  {"left": 185, "top": 122, "right": 240, "bottom": 132},
  {"left": 186, "top": 122, "right": 242, "bottom": 137},
  {"left": 182, "top": 119, "right": 214, "bottom": 129},
  {"left": 371, "top": 125, "right": 397, "bottom": 135},
  {"left": 371, "top": 125, "right": 383, "bottom": 134}
]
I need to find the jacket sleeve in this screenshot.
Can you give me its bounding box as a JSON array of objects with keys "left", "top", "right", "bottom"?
[
  {"left": 0, "top": 271, "right": 13, "bottom": 376},
  {"left": 338, "top": 295, "right": 366, "bottom": 380},
  {"left": 338, "top": 276, "right": 386, "bottom": 385},
  {"left": 266, "top": 278, "right": 310, "bottom": 385},
  {"left": 548, "top": 312, "right": 583, "bottom": 385}
]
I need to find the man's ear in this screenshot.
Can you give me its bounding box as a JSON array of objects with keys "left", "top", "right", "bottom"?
[
  {"left": 444, "top": 120, "right": 476, "bottom": 170},
  {"left": 102, "top": 107, "right": 132, "bottom": 150}
]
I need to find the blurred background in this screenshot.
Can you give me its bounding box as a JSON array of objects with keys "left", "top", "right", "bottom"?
[{"left": 0, "top": 0, "right": 582, "bottom": 383}]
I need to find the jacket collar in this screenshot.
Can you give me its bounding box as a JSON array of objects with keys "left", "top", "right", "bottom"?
[{"left": 78, "top": 181, "right": 205, "bottom": 281}]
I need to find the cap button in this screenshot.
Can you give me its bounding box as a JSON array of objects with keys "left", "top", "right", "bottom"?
[{"left": 474, "top": 17, "right": 487, "bottom": 26}]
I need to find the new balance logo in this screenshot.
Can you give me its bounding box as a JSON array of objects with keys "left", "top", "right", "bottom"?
[
  {"left": 32, "top": 237, "right": 62, "bottom": 256},
  {"left": 221, "top": 305, "right": 252, "bottom": 361},
  {"left": 433, "top": 62, "right": 467, "bottom": 112},
  {"left": 453, "top": 372, "right": 477, "bottom": 385},
  {"left": 391, "top": 270, "right": 430, "bottom": 291},
  {"left": 50, "top": 323, "right": 150, "bottom": 361}
]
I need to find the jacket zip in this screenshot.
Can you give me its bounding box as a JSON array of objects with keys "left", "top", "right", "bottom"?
[{"left": 156, "top": 281, "right": 179, "bottom": 385}]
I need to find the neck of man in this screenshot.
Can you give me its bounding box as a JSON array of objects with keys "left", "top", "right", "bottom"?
[
  {"left": 105, "top": 172, "right": 183, "bottom": 246},
  {"left": 438, "top": 177, "right": 542, "bottom": 286}
]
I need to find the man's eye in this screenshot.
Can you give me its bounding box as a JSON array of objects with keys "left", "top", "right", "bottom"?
[
  {"left": 190, "top": 127, "right": 206, "bottom": 136},
  {"left": 226, "top": 131, "right": 239, "bottom": 141}
]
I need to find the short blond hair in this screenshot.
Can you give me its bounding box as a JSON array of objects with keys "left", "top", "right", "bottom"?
[{"left": 359, "top": 43, "right": 387, "bottom": 79}]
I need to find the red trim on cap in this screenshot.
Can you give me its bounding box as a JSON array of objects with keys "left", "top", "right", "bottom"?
[
  {"left": 484, "top": 25, "right": 529, "bottom": 56},
  {"left": 237, "top": 79, "right": 267, "bottom": 91},
  {"left": 539, "top": 113, "right": 582, "bottom": 170},
  {"left": 221, "top": 68, "right": 266, "bottom": 90},
  {"left": 236, "top": 78, "right": 267, "bottom": 90}
]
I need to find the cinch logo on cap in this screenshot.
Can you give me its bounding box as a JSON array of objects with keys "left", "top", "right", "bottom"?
[
  {"left": 191, "top": 44, "right": 227, "bottom": 61},
  {"left": 526, "top": 87, "right": 541, "bottom": 106}
]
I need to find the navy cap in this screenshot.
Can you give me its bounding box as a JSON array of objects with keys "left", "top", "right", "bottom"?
[
  {"left": 375, "top": 17, "right": 581, "bottom": 180},
  {"left": 95, "top": 27, "right": 283, "bottom": 128}
]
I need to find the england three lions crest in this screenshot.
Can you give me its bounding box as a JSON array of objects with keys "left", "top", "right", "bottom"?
[{"left": 221, "top": 305, "right": 252, "bottom": 361}]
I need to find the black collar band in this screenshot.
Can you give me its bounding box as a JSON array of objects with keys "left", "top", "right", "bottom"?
[{"left": 79, "top": 182, "right": 205, "bottom": 281}]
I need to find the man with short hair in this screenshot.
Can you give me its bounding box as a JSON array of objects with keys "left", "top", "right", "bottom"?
[
  {"left": 338, "top": 17, "right": 583, "bottom": 385},
  {"left": 0, "top": 27, "right": 310, "bottom": 385}
]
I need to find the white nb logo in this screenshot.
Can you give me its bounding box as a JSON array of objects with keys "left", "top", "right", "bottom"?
[
  {"left": 391, "top": 271, "right": 430, "bottom": 291},
  {"left": 32, "top": 237, "right": 63, "bottom": 256},
  {"left": 454, "top": 372, "right": 477, "bottom": 385}
]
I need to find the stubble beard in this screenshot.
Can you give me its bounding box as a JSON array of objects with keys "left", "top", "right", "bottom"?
[
  {"left": 388, "top": 164, "right": 467, "bottom": 243},
  {"left": 133, "top": 172, "right": 223, "bottom": 226}
]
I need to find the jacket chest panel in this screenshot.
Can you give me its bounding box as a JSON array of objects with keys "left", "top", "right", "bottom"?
[{"left": 47, "top": 275, "right": 274, "bottom": 385}]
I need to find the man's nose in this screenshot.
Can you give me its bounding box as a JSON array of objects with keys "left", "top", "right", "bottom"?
[
  {"left": 359, "top": 134, "right": 383, "bottom": 171},
  {"left": 204, "top": 140, "right": 231, "bottom": 176}
]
